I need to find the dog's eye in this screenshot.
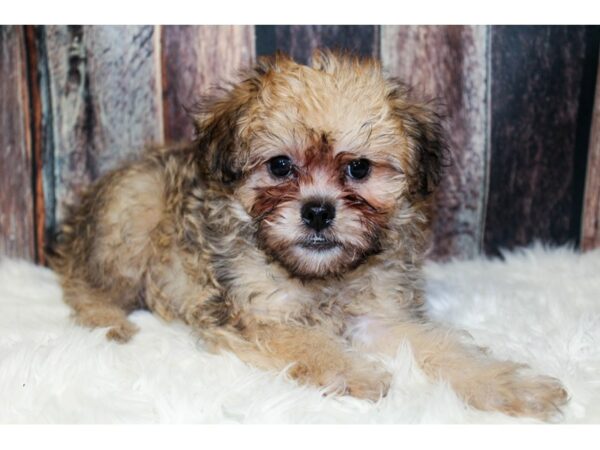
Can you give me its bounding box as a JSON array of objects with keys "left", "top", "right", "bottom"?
[
  {"left": 268, "top": 155, "right": 293, "bottom": 178},
  {"left": 346, "top": 159, "right": 371, "bottom": 180}
]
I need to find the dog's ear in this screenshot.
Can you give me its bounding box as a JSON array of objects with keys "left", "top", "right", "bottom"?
[
  {"left": 193, "top": 54, "right": 296, "bottom": 185},
  {"left": 193, "top": 86, "right": 252, "bottom": 185},
  {"left": 388, "top": 81, "right": 449, "bottom": 198}
]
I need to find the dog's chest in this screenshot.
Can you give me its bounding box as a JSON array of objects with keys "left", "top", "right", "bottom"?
[
  {"left": 250, "top": 283, "right": 360, "bottom": 330},
  {"left": 224, "top": 247, "right": 413, "bottom": 327},
  {"left": 227, "top": 264, "right": 354, "bottom": 326}
]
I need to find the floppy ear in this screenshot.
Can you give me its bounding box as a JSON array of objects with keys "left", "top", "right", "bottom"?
[
  {"left": 388, "top": 82, "right": 449, "bottom": 198},
  {"left": 192, "top": 54, "right": 292, "bottom": 185},
  {"left": 193, "top": 89, "right": 251, "bottom": 185}
]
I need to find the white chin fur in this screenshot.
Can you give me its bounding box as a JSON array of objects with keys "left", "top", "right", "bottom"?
[{"left": 291, "top": 245, "right": 343, "bottom": 273}]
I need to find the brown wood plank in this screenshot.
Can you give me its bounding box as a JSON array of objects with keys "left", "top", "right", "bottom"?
[
  {"left": 45, "top": 25, "right": 164, "bottom": 224},
  {"left": 0, "top": 26, "right": 35, "bottom": 260},
  {"left": 582, "top": 53, "right": 600, "bottom": 251},
  {"left": 382, "top": 26, "right": 489, "bottom": 260},
  {"left": 24, "top": 26, "right": 58, "bottom": 264},
  {"left": 484, "top": 26, "right": 594, "bottom": 255},
  {"left": 256, "top": 25, "right": 379, "bottom": 65},
  {"left": 24, "top": 26, "right": 47, "bottom": 264},
  {"left": 161, "top": 25, "right": 255, "bottom": 143}
]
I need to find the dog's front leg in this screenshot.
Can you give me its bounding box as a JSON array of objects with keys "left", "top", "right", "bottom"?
[
  {"left": 348, "top": 317, "right": 568, "bottom": 420},
  {"left": 202, "top": 322, "right": 391, "bottom": 401}
]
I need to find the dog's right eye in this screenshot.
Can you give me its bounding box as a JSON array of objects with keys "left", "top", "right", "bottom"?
[{"left": 268, "top": 156, "right": 293, "bottom": 178}]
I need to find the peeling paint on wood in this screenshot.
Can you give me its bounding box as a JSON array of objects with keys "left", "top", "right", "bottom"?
[{"left": 45, "top": 25, "right": 164, "bottom": 224}]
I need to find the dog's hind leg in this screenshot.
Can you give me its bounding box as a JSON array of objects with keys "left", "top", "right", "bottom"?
[
  {"left": 63, "top": 284, "right": 140, "bottom": 343},
  {"left": 50, "top": 160, "right": 167, "bottom": 343}
]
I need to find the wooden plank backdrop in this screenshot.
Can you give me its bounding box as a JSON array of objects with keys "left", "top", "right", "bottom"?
[
  {"left": 256, "top": 25, "right": 379, "bottom": 63},
  {"left": 44, "top": 25, "right": 164, "bottom": 225},
  {"left": 25, "top": 26, "right": 51, "bottom": 264},
  {"left": 582, "top": 50, "right": 600, "bottom": 251},
  {"left": 382, "top": 26, "right": 489, "bottom": 260},
  {"left": 161, "top": 25, "right": 255, "bottom": 142},
  {"left": 2, "top": 25, "right": 600, "bottom": 263},
  {"left": 483, "top": 26, "right": 595, "bottom": 255},
  {"left": 0, "top": 26, "right": 35, "bottom": 261}
]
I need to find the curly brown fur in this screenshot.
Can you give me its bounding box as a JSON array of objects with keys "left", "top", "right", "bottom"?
[{"left": 49, "top": 51, "right": 568, "bottom": 420}]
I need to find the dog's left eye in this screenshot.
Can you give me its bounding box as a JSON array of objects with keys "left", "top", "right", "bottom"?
[
  {"left": 346, "top": 159, "right": 371, "bottom": 180},
  {"left": 268, "top": 155, "right": 293, "bottom": 178}
]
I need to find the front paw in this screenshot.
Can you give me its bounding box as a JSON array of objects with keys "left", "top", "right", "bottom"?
[
  {"left": 288, "top": 362, "right": 391, "bottom": 402},
  {"left": 341, "top": 367, "right": 392, "bottom": 401},
  {"left": 495, "top": 372, "right": 568, "bottom": 421},
  {"left": 462, "top": 365, "right": 569, "bottom": 421},
  {"left": 318, "top": 364, "right": 391, "bottom": 402}
]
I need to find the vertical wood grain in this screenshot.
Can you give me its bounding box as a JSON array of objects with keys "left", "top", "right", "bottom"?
[
  {"left": 0, "top": 26, "right": 35, "bottom": 260},
  {"left": 484, "top": 26, "right": 595, "bottom": 255},
  {"left": 45, "top": 25, "right": 164, "bottom": 224},
  {"left": 382, "top": 26, "right": 489, "bottom": 260},
  {"left": 24, "top": 26, "right": 48, "bottom": 263},
  {"left": 256, "top": 25, "right": 379, "bottom": 64},
  {"left": 161, "top": 25, "right": 255, "bottom": 143},
  {"left": 6, "top": 25, "right": 595, "bottom": 261},
  {"left": 582, "top": 53, "right": 600, "bottom": 250}
]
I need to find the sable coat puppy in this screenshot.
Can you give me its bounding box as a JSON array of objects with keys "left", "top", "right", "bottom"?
[{"left": 50, "top": 51, "right": 568, "bottom": 420}]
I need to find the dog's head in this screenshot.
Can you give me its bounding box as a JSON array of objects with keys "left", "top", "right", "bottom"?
[{"left": 194, "top": 51, "right": 446, "bottom": 279}]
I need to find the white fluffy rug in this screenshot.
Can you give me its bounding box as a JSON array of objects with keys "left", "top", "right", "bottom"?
[{"left": 1, "top": 244, "right": 599, "bottom": 423}]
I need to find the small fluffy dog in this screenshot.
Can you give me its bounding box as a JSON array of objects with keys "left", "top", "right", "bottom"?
[{"left": 50, "top": 51, "right": 568, "bottom": 420}]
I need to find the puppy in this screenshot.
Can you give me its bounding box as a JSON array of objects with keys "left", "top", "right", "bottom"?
[{"left": 49, "top": 51, "right": 568, "bottom": 420}]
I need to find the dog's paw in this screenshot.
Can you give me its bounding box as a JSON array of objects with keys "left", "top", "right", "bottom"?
[
  {"left": 319, "top": 364, "right": 391, "bottom": 402},
  {"left": 106, "top": 321, "right": 139, "bottom": 343},
  {"left": 462, "top": 365, "right": 569, "bottom": 421},
  {"left": 493, "top": 372, "right": 568, "bottom": 422},
  {"left": 288, "top": 360, "right": 391, "bottom": 402},
  {"left": 342, "top": 368, "right": 391, "bottom": 401}
]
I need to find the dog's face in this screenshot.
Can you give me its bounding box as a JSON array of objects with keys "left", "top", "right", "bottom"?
[{"left": 196, "top": 51, "right": 445, "bottom": 279}]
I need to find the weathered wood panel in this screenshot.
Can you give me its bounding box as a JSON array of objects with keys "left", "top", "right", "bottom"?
[
  {"left": 582, "top": 52, "right": 600, "bottom": 251},
  {"left": 24, "top": 26, "right": 49, "bottom": 264},
  {"left": 256, "top": 25, "right": 379, "bottom": 64},
  {"left": 484, "top": 26, "right": 594, "bottom": 255},
  {"left": 382, "top": 26, "right": 489, "bottom": 260},
  {"left": 161, "top": 25, "right": 255, "bottom": 143},
  {"left": 0, "top": 26, "right": 35, "bottom": 260},
  {"left": 45, "top": 25, "right": 164, "bottom": 224}
]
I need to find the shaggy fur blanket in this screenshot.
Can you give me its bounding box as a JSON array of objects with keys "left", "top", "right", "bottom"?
[{"left": 1, "top": 244, "right": 599, "bottom": 423}]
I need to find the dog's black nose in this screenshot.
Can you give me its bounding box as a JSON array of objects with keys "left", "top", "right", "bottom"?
[{"left": 301, "top": 201, "right": 335, "bottom": 232}]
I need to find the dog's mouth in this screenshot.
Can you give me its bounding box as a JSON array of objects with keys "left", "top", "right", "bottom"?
[{"left": 297, "top": 235, "right": 340, "bottom": 252}]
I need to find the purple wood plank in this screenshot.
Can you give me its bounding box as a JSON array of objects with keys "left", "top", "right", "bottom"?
[
  {"left": 382, "top": 25, "right": 489, "bottom": 260},
  {"left": 0, "top": 26, "right": 35, "bottom": 260},
  {"left": 162, "top": 25, "right": 255, "bottom": 142}
]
